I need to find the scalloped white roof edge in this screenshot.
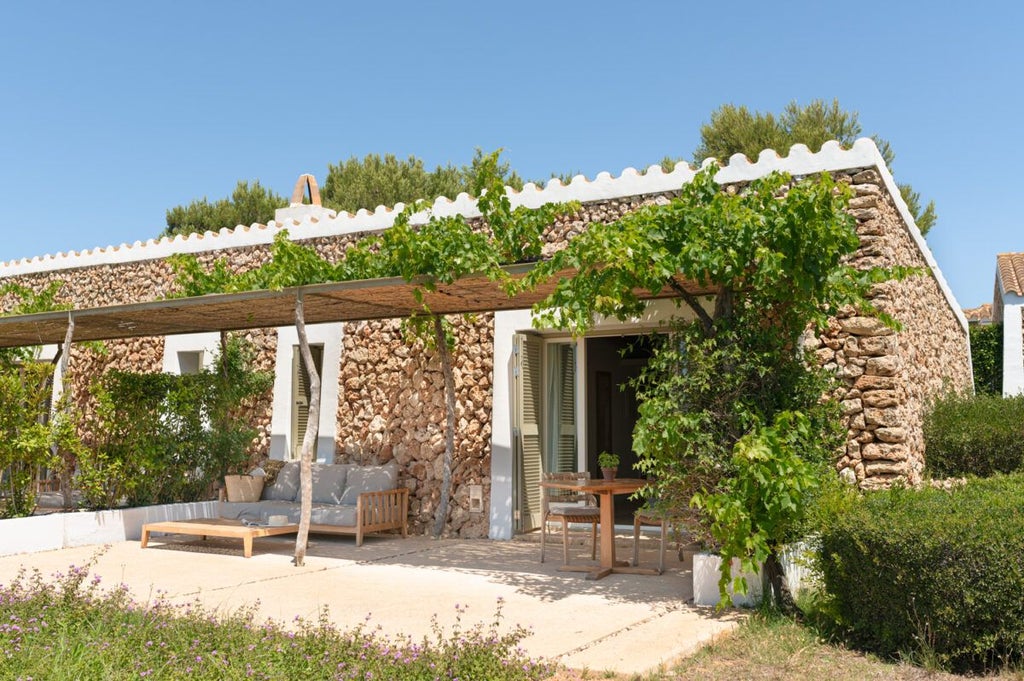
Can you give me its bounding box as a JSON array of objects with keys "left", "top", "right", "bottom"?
[{"left": 0, "top": 137, "right": 965, "bottom": 332}]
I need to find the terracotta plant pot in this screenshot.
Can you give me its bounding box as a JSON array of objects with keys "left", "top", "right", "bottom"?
[{"left": 601, "top": 467, "right": 617, "bottom": 481}]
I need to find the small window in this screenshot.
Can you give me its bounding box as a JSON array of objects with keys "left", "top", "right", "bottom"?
[{"left": 177, "top": 351, "right": 204, "bottom": 375}]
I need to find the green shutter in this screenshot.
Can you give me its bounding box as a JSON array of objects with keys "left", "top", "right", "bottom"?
[
  {"left": 291, "top": 344, "right": 324, "bottom": 460},
  {"left": 513, "top": 333, "right": 543, "bottom": 531}
]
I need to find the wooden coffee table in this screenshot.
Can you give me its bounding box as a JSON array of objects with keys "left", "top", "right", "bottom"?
[{"left": 140, "top": 518, "right": 298, "bottom": 558}]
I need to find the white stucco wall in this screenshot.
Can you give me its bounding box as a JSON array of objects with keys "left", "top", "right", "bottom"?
[
  {"left": 161, "top": 332, "right": 221, "bottom": 374},
  {"left": 1002, "top": 300, "right": 1024, "bottom": 396}
]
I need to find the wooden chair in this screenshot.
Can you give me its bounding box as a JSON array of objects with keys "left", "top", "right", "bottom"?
[
  {"left": 540, "top": 471, "right": 600, "bottom": 565},
  {"left": 632, "top": 508, "right": 675, "bottom": 574},
  {"left": 35, "top": 473, "right": 60, "bottom": 494}
]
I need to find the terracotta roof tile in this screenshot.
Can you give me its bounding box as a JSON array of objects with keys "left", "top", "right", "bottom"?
[
  {"left": 997, "top": 253, "right": 1024, "bottom": 296},
  {"left": 962, "top": 303, "right": 992, "bottom": 323}
]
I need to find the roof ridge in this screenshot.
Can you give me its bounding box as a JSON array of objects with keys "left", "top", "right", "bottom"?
[{"left": 0, "top": 138, "right": 886, "bottom": 276}]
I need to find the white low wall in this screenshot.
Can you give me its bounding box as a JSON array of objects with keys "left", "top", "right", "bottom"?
[{"left": 0, "top": 501, "right": 219, "bottom": 557}]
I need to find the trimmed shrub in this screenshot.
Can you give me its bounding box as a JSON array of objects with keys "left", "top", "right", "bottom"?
[
  {"left": 817, "top": 474, "right": 1024, "bottom": 672},
  {"left": 923, "top": 392, "right": 1024, "bottom": 477}
]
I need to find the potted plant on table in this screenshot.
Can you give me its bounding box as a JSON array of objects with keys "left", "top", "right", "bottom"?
[{"left": 598, "top": 451, "right": 620, "bottom": 481}]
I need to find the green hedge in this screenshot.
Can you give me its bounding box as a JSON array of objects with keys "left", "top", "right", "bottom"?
[
  {"left": 923, "top": 392, "right": 1024, "bottom": 477},
  {"left": 970, "top": 322, "right": 1002, "bottom": 396},
  {"left": 817, "top": 474, "right": 1024, "bottom": 672}
]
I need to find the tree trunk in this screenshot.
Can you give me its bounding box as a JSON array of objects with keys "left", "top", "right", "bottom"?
[
  {"left": 293, "top": 292, "right": 321, "bottom": 567},
  {"left": 54, "top": 317, "right": 75, "bottom": 511},
  {"left": 432, "top": 315, "right": 456, "bottom": 539},
  {"left": 762, "top": 550, "right": 798, "bottom": 616},
  {"left": 668, "top": 278, "right": 714, "bottom": 336},
  {"left": 713, "top": 286, "right": 734, "bottom": 323},
  {"left": 219, "top": 330, "right": 229, "bottom": 379}
]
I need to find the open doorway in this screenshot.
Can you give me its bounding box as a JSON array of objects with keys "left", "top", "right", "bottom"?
[
  {"left": 585, "top": 335, "right": 654, "bottom": 524},
  {"left": 511, "top": 332, "right": 654, "bottom": 532}
]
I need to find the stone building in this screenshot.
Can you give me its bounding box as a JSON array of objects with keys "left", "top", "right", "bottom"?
[{"left": 0, "top": 138, "right": 971, "bottom": 537}]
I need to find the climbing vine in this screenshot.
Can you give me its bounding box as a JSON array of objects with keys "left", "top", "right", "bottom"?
[
  {"left": 524, "top": 166, "right": 911, "bottom": 608},
  {"left": 170, "top": 151, "right": 576, "bottom": 559}
]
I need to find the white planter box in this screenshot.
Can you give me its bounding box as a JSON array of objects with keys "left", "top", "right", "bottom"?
[
  {"left": 64, "top": 509, "right": 129, "bottom": 547},
  {"left": 693, "top": 543, "right": 813, "bottom": 607},
  {"left": 693, "top": 552, "right": 762, "bottom": 607}
]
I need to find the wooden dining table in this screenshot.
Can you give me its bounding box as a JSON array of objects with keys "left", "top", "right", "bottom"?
[{"left": 539, "top": 476, "right": 661, "bottom": 580}]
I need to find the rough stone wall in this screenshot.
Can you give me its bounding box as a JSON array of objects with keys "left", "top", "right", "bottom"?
[
  {"left": 809, "top": 169, "right": 972, "bottom": 488},
  {"left": 539, "top": 173, "right": 971, "bottom": 489},
  {"left": 335, "top": 315, "right": 494, "bottom": 538},
  {"left": 0, "top": 228, "right": 387, "bottom": 463},
  {"left": 60, "top": 329, "right": 278, "bottom": 465},
  {"left": 540, "top": 193, "right": 675, "bottom": 256},
  {"left": 230, "top": 328, "right": 278, "bottom": 460},
  {"left": 0, "top": 167, "right": 971, "bottom": 532}
]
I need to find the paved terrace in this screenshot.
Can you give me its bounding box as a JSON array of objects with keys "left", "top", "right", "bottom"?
[{"left": 0, "top": 533, "right": 740, "bottom": 676}]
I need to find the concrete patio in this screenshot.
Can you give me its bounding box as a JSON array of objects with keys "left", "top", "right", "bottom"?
[{"left": 0, "top": 531, "right": 741, "bottom": 676}]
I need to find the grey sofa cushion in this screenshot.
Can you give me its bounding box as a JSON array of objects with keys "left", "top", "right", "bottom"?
[
  {"left": 311, "top": 463, "right": 351, "bottom": 504},
  {"left": 311, "top": 504, "right": 358, "bottom": 526},
  {"left": 262, "top": 461, "right": 300, "bottom": 501},
  {"left": 340, "top": 462, "right": 398, "bottom": 505},
  {"left": 222, "top": 501, "right": 358, "bottom": 528},
  {"left": 549, "top": 502, "right": 599, "bottom": 517}
]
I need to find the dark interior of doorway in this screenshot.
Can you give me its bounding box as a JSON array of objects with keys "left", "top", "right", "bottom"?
[{"left": 585, "top": 335, "right": 653, "bottom": 525}]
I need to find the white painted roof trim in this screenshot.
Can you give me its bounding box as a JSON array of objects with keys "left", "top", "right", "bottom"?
[{"left": 0, "top": 137, "right": 966, "bottom": 333}]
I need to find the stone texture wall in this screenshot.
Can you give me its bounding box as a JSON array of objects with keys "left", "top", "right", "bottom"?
[
  {"left": 538, "top": 171, "right": 971, "bottom": 489},
  {"left": 231, "top": 328, "right": 278, "bottom": 457},
  {"left": 808, "top": 168, "right": 972, "bottom": 488},
  {"left": 335, "top": 316, "right": 493, "bottom": 537},
  {"left": 0, "top": 233, "right": 380, "bottom": 467}
]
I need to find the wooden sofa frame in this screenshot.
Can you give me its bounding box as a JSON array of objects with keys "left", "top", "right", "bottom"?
[{"left": 307, "top": 487, "right": 410, "bottom": 546}]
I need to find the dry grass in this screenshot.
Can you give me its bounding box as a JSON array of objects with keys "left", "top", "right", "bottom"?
[{"left": 547, "top": 614, "right": 1024, "bottom": 681}]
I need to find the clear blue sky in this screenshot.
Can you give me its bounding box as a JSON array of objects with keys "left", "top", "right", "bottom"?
[{"left": 0, "top": 1, "right": 1019, "bottom": 308}]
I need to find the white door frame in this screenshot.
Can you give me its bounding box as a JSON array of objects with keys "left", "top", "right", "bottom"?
[{"left": 489, "top": 298, "right": 705, "bottom": 539}]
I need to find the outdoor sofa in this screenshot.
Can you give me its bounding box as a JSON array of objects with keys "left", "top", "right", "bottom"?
[{"left": 219, "top": 461, "right": 408, "bottom": 546}]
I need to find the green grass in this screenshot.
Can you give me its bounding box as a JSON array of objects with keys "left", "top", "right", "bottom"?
[{"left": 0, "top": 552, "right": 552, "bottom": 680}]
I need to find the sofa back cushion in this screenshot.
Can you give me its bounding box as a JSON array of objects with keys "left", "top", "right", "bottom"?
[
  {"left": 339, "top": 462, "right": 399, "bottom": 505},
  {"left": 311, "top": 464, "right": 351, "bottom": 504},
  {"left": 262, "top": 461, "right": 300, "bottom": 501}
]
